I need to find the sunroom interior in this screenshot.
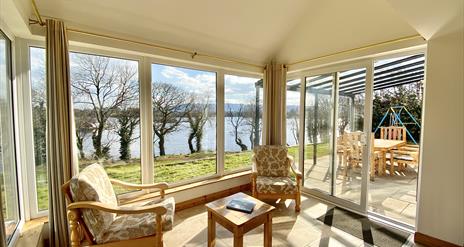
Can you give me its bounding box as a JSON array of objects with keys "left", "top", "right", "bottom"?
[{"left": 0, "top": 0, "right": 463, "bottom": 247}]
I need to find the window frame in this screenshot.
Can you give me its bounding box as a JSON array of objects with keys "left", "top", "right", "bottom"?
[
  {"left": 0, "top": 29, "right": 23, "bottom": 246},
  {"left": 19, "top": 39, "right": 263, "bottom": 218}
]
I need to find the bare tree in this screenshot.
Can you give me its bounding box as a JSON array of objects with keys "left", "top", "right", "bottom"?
[
  {"left": 152, "top": 83, "right": 193, "bottom": 156},
  {"left": 187, "top": 94, "right": 210, "bottom": 154},
  {"left": 243, "top": 102, "right": 261, "bottom": 149},
  {"left": 227, "top": 104, "right": 248, "bottom": 151},
  {"left": 116, "top": 107, "right": 140, "bottom": 160},
  {"left": 290, "top": 115, "right": 299, "bottom": 145},
  {"left": 74, "top": 109, "right": 93, "bottom": 159},
  {"left": 71, "top": 55, "right": 138, "bottom": 158}
]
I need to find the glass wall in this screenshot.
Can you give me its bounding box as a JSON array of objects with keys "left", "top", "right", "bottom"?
[
  {"left": 24, "top": 45, "right": 263, "bottom": 218},
  {"left": 29, "top": 47, "right": 48, "bottom": 211},
  {"left": 303, "top": 74, "right": 334, "bottom": 194},
  {"left": 286, "top": 79, "right": 301, "bottom": 166},
  {"left": 70, "top": 52, "right": 141, "bottom": 190},
  {"left": 0, "top": 31, "right": 20, "bottom": 244},
  {"left": 152, "top": 64, "right": 216, "bottom": 183},
  {"left": 224, "top": 75, "right": 262, "bottom": 172},
  {"left": 333, "top": 68, "right": 366, "bottom": 205}
]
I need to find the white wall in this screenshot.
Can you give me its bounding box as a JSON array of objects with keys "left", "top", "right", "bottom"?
[{"left": 417, "top": 29, "right": 464, "bottom": 245}]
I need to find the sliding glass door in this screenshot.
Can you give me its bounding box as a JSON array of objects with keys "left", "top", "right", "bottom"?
[{"left": 299, "top": 64, "right": 371, "bottom": 210}]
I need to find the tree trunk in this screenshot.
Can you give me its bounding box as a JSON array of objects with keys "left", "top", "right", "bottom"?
[
  {"left": 188, "top": 132, "right": 196, "bottom": 154},
  {"left": 158, "top": 135, "right": 166, "bottom": 156},
  {"left": 92, "top": 124, "right": 104, "bottom": 158},
  {"left": 195, "top": 132, "right": 203, "bottom": 152}
]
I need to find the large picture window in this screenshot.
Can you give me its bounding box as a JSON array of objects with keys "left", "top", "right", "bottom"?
[
  {"left": 70, "top": 52, "right": 141, "bottom": 191},
  {"left": 151, "top": 64, "right": 217, "bottom": 183},
  {"left": 0, "top": 30, "right": 20, "bottom": 244},
  {"left": 24, "top": 45, "right": 262, "bottom": 218},
  {"left": 224, "top": 75, "right": 262, "bottom": 172}
]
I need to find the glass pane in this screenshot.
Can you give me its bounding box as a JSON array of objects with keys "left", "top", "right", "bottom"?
[
  {"left": 70, "top": 53, "right": 141, "bottom": 193},
  {"left": 152, "top": 64, "right": 216, "bottom": 183},
  {"left": 369, "top": 54, "right": 424, "bottom": 226},
  {"left": 286, "top": 79, "right": 301, "bottom": 166},
  {"left": 224, "top": 75, "right": 262, "bottom": 172},
  {"left": 334, "top": 68, "right": 366, "bottom": 205},
  {"left": 303, "top": 74, "right": 334, "bottom": 194},
  {"left": 0, "top": 32, "right": 20, "bottom": 243},
  {"left": 30, "top": 47, "right": 48, "bottom": 211}
]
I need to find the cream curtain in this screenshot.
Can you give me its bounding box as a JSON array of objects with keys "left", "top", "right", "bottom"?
[
  {"left": 262, "top": 62, "right": 287, "bottom": 145},
  {"left": 46, "top": 19, "right": 77, "bottom": 247}
]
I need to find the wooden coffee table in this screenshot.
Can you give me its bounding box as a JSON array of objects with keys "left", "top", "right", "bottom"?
[{"left": 205, "top": 192, "right": 275, "bottom": 247}]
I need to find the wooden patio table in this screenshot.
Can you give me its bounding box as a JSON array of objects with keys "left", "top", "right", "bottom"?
[
  {"left": 373, "top": 139, "right": 406, "bottom": 177},
  {"left": 205, "top": 192, "right": 275, "bottom": 247}
]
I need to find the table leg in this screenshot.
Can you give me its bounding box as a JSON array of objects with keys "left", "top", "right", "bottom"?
[
  {"left": 208, "top": 211, "right": 215, "bottom": 247},
  {"left": 233, "top": 229, "right": 243, "bottom": 247},
  {"left": 264, "top": 214, "right": 272, "bottom": 247},
  {"left": 381, "top": 150, "right": 387, "bottom": 175}
]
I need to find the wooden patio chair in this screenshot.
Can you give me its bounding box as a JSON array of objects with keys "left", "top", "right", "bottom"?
[
  {"left": 251, "top": 145, "right": 302, "bottom": 212},
  {"left": 342, "top": 133, "right": 381, "bottom": 180},
  {"left": 380, "top": 126, "right": 407, "bottom": 142},
  {"left": 62, "top": 163, "right": 175, "bottom": 247}
]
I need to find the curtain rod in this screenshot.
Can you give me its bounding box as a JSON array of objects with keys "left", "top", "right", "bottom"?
[
  {"left": 287, "top": 34, "right": 425, "bottom": 67},
  {"left": 29, "top": 0, "right": 264, "bottom": 69}
]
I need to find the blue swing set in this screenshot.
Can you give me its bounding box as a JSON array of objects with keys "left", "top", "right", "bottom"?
[{"left": 373, "top": 105, "right": 421, "bottom": 144}]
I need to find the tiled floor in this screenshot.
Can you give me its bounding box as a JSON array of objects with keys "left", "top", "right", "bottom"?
[
  {"left": 304, "top": 155, "right": 418, "bottom": 226},
  {"left": 164, "top": 194, "right": 421, "bottom": 247}
]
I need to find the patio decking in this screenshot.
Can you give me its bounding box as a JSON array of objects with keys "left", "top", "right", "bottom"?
[{"left": 303, "top": 155, "right": 417, "bottom": 226}]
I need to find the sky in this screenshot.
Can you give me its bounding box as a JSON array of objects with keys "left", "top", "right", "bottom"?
[
  {"left": 152, "top": 63, "right": 262, "bottom": 105},
  {"left": 29, "top": 48, "right": 306, "bottom": 107}
]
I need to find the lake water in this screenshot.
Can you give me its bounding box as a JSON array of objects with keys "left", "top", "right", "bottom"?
[{"left": 82, "top": 117, "right": 302, "bottom": 159}]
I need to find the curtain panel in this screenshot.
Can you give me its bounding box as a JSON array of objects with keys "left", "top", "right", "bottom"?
[
  {"left": 46, "top": 19, "right": 77, "bottom": 247},
  {"left": 262, "top": 62, "right": 287, "bottom": 146}
]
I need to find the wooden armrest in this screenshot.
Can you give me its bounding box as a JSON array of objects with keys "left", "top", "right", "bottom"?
[
  {"left": 67, "top": 201, "right": 167, "bottom": 215},
  {"left": 110, "top": 179, "right": 168, "bottom": 190},
  {"left": 288, "top": 155, "right": 302, "bottom": 179}
]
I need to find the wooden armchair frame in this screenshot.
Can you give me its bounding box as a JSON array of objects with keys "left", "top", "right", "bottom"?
[
  {"left": 251, "top": 155, "right": 302, "bottom": 212},
  {"left": 62, "top": 179, "right": 169, "bottom": 247}
]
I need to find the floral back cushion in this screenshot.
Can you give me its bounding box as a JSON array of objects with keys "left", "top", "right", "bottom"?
[
  {"left": 253, "top": 145, "right": 289, "bottom": 177},
  {"left": 70, "top": 163, "right": 118, "bottom": 241}
]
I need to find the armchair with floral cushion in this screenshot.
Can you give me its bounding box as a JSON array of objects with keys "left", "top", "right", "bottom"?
[
  {"left": 251, "top": 145, "right": 302, "bottom": 212},
  {"left": 62, "top": 163, "right": 175, "bottom": 247}
]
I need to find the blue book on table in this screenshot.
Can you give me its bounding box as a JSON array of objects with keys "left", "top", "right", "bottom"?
[{"left": 226, "top": 199, "right": 256, "bottom": 214}]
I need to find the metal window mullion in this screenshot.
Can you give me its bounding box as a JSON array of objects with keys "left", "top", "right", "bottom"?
[
  {"left": 331, "top": 72, "right": 340, "bottom": 196},
  {"left": 140, "top": 57, "right": 153, "bottom": 184},
  {"left": 361, "top": 61, "right": 374, "bottom": 212},
  {"left": 217, "top": 71, "right": 225, "bottom": 176},
  {"left": 298, "top": 77, "right": 306, "bottom": 178}
]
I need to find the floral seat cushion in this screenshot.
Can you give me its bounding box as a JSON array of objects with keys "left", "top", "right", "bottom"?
[
  {"left": 256, "top": 176, "right": 297, "bottom": 194},
  {"left": 253, "top": 145, "right": 289, "bottom": 177},
  {"left": 70, "top": 163, "right": 118, "bottom": 242},
  {"left": 99, "top": 197, "right": 175, "bottom": 244}
]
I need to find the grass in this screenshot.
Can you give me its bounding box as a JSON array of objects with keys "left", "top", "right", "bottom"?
[{"left": 35, "top": 143, "right": 330, "bottom": 210}]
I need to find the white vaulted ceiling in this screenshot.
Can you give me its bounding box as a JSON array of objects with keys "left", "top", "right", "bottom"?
[
  {"left": 34, "top": 0, "right": 315, "bottom": 64},
  {"left": 7, "top": 0, "right": 462, "bottom": 65},
  {"left": 30, "top": 0, "right": 417, "bottom": 65}
]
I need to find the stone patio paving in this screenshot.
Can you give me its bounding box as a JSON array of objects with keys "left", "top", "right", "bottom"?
[{"left": 303, "top": 155, "right": 418, "bottom": 226}]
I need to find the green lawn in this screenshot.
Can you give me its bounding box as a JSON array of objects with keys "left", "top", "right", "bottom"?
[{"left": 35, "top": 143, "right": 329, "bottom": 210}]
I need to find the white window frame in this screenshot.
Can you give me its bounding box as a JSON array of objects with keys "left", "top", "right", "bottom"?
[
  {"left": 1, "top": 27, "right": 25, "bottom": 247},
  {"left": 18, "top": 39, "right": 263, "bottom": 218}
]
